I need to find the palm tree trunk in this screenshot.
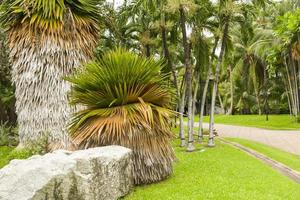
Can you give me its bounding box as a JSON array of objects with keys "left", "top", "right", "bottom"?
[
  {"left": 227, "top": 64, "right": 234, "bottom": 115},
  {"left": 284, "top": 56, "right": 296, "bottom": 116},
  {"left": 263, "top": 64, "right": 269, "bottom": 121},
  {"left": 161, "top": 13, "right": 179, "bottom": 96},
  {"left": 9, "top": 25, "right": 97, "bottom": 150},
  {"left": 283, "top": 74, "right": 292, "bottom": 115},
  {"left": 254, "top": 86, "right": 262, "bottom": 115},
  {"left": 179, "top": 83, "right": 186, "bottom": 147},
  {"left": 198, "top": 37, "right": 219, "bottom": 142},
  {"left": 208, "top": 21, "right": 229, "bottom": 147},
  {"left": 192, "top": 77, "right": 199, "bottom": 131},
  {"left": 179, "top": 5, "right": 194, "bottom": 152},
  {"left": 218, "top": 93, "right": 225, "bottom": 114}
]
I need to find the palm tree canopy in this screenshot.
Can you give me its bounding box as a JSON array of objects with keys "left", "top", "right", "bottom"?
[
  {"left": 0, "top": 0, "right": 100, "bottom": 31},
  {"left": 67, "top": 48, "right": 176, "bottom": 145}
]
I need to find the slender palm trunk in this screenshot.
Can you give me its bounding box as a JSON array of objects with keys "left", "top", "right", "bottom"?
[
  {"left": 263, "top": 64, "right": 269, "bottom": 121},
  {"left": 198, "top": 37, "right": 219, "bottom": 142},
  {"left": 208, "top": 22, "right": 229, "bottom": 147},
  {"left": 161, "top": 11, "right": 181, "bottom": 130},
  {"left": 284, "top": 56, "right": 296, "bottom": 115},
  {"left": 192, "top": 77, "right": 200, "bottom": 131},
  {"left": 227, "top": 64, "right": 234, "bottom": 115},
  {"left": 254, "top": 86, "right": 262, "bottom": 115},
  {"left": 161, "top": 12, "right": 179, "bottom": 97},
  {"left": 179, "top": 5, "right": 194, "bottom": 152},
  {"left": 179, "top": 83, "right": 186, "bottom": 147},
  {"left": 283, "top": 75, "right": 292, "bottom": 115},
  {"left": 218, "top": 93, "right": 225, "bottom": 113}
]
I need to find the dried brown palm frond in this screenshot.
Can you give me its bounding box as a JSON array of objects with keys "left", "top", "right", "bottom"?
[
  {"left": 67, "top": 48, "right": 176, "bottom": 185},
  {"left": 0, "top": 0, "right": 100, "bottom": 149}
]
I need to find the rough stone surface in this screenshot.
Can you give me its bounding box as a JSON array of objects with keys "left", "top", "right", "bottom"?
[{"left": 0, "top": 146, "right": 133, "bottom": 200}]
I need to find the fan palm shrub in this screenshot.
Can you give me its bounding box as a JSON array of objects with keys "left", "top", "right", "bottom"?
[
  {"left": 67, "top": 48, "right": 176, "bottom": 185},
  {"left": 0, "top": 0, "right": 99, "bottom": 149}
]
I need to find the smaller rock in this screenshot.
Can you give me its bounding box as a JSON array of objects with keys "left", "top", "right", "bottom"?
[{"left": 0, "top": 146, "right": 133, "bottom": 200}]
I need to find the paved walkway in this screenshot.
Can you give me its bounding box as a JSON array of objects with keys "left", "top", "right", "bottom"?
[{"left": 196, "top": 123, "right": 300, "bottom": 156}]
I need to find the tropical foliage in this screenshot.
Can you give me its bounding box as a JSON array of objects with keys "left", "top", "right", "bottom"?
[
  {"left": 0, "top": 0, "right": 299, "bottom": 153},
  {"left": 67, "top": 48, "right": 176, "bottom": 185}
]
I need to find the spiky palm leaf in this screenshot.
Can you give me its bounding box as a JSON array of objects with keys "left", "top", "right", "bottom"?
[
  {"left": 67, "top": 48, "right": 176, "bottom": 185},
  {"left": 0, "top": 0, "right": 100, "bottom": 149}
]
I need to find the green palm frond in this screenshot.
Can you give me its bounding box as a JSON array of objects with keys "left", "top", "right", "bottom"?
[
  {"left": 0, "top": 0, "right": 100, "bottom": 31},
  {"left": 67, "top": 48, "right": 176, "bottom": 185}
]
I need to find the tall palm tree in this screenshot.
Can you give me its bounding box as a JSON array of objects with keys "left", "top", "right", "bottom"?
[
  {"left": 167, "top": 0, "right": 198, "bottom": 151},
  {"left": 0, "top": 0, "right": 100, "bottom": 149}
]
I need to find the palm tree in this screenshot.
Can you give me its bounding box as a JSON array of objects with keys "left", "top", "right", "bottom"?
[
  {"left": 67, "top": 48, "right": 176, "bottom": 185},
  {"left": 167, "top": 0, "right": 198, "bottom": 151},
  {"left": 0, "top": 0, "right": 100, "bottom": 150},
  {"left": 208, "top": 0, "right": 232, "bottom": 146}
]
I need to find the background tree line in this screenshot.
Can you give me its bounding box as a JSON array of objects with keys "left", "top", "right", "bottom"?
[{"left": 0, "top": 0, "right": 299, "bottom": 150}]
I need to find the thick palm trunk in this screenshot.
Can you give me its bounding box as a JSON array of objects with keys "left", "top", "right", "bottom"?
[
  {"left": 179, "top": 5, "right": 195, "bottom": 152},
  {"left": 198, "top": 37, "right": 219, "bottom": 142},
  {"left": 208, "top": 22, "right": 229, "bottom": 147},
  {"left": 9, "top": 24, "right": 97, "bottom": 150}
]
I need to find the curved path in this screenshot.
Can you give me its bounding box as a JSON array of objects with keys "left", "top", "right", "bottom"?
[{"left": 197, "top": 123, "right": 300, "bottom": 156}]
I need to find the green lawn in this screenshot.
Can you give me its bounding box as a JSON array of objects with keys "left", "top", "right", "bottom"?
[
  {"left": 0, "top": 146, "right": 14, "bottom": 168},
  {"left": 125, "top": 139, "right": 300, "bottom": 200},
  {"left": 226, "top": 137, "right": 300, "bottom": 172},
  {"left": 195, "top": 114, "right": 300, "bottom": 130}
]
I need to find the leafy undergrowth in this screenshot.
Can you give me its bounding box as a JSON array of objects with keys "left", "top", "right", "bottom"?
[
  {"left": 226, "top": 137, "right": 300, "bottom": 172},
  {"left": 198, "top": 114, "right": 300, "bottom": 130},
  {"left": 125, "top": 139, "right": 300, "bottom": 200},
  {"left": 0, "top": 146, "right": 14, "bottom": 168},
  {"left": 0, "top": 146, "right": 34, "bottom": 168}
]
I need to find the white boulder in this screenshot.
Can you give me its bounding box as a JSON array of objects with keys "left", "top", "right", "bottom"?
[{"left": 0, "top": 146, "right": 133, "bottom": 200}]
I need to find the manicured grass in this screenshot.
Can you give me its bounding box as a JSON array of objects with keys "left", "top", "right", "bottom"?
[
  {"left": 0, "top": 146, "right": 14, "bottom": 168},
  {"left": 196, "top": 114, "right": 300, "bottom": 130},
  {"left": 226, "top": 137, "right": 300, "bottom": 172},
  {"left": 125, "top": 139, "right": 300, "bottom": 200}
]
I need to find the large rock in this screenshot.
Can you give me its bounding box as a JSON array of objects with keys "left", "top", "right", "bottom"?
[{"left": 0, "top": 146, "right": 133, "bottom": 200}]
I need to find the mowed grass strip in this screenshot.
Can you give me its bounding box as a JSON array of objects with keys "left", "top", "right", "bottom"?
[
  {"left": 226, "top": 137, "right": 300, "bottom": 172},
  {"left": 125, "top": 139, "right": 300, "bottom": 200}
]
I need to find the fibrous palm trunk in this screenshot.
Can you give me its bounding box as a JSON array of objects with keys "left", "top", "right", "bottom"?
[
  {"left": 208, "top": 21, "right": 229, "bottom": 147},
  {"left": 9, "top": 23, "right": 97, "bottom": 150}
]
